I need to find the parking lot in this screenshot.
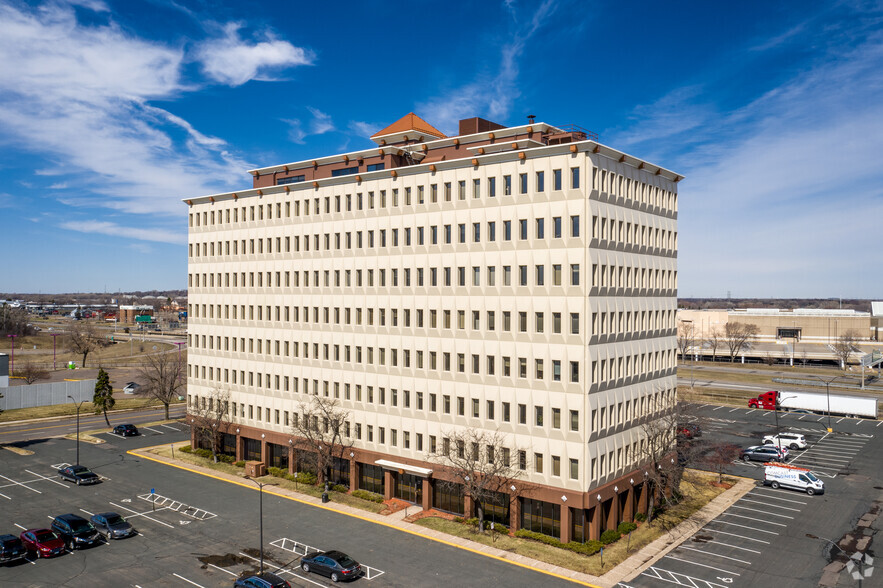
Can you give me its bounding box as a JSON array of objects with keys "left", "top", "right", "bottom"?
[
  {"left": 620, "top": 403, "right": 883, "bottom": 588},
  {"left": 0, "top": 421, "right": 580, "bottom": 587}
]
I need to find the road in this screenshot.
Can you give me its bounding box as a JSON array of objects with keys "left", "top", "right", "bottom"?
[{"left": 0, "top": 404, "right": 187, "bottom": 444}]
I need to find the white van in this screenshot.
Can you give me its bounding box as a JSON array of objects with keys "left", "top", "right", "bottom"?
[{"left": 763, "top": 464, "right": 824, "bottom": 495}]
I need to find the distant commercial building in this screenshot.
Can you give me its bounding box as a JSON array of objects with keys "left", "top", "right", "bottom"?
[
  {"left": 118, "top": 305, "right": 154, "bottom": 324},
  {"left": 185, "top": 113, "right": 681, "bottom": 542}
]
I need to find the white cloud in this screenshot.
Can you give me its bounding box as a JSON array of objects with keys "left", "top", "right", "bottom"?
[
  {"left": 348, "top": 121, "right": 382, "bottom": 138},
  {"left": 283, "top": 107, "right": 335, "bottom": 145},
  {"left": 418, "top": 0, "right": 560, "bottom": 133},
  {"left": 49, "top": 182, "right": 69, "bottom": 189},
  {"left": 59, "top": 220, "right": 185, "bottom": 244},
  {"left": 195, "top": 22, "right": 313, "bottom": 86},
  {"left": 0, "top": 1, "right": 310, "bottom": 218}
]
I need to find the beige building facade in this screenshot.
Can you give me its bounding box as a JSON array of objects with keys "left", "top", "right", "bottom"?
[
  {"left": 185, "top": 114, "right": 680, "bottom": 542},
  {"left": 678, "top": 308, "right": 878, "bottom": 343}
]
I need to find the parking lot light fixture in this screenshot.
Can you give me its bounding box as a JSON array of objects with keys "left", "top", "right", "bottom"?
[
  {"left": 244, "top": 475, "right": 278, "bottom": 574},
  {"left": 67, "top": 395, "right": 87, "bottom": 465},
  {"left": 806, "top": 374, "right": 849, "bottom": 433},
  {"left": 774, "top": 394, "right": 798, "bottom": 440},
  {"left": 51, "top": 332, "right": 61, "bottom": 370}
]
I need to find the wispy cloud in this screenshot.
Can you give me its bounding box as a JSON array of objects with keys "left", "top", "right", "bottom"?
[
  {"left": 194, "top": 22, "right": 313, "bottom": 86},
  {"left": 418, "top": 0, "right": 560, "bottom": 133},
  {"left": 283, "top": 107, "right": 335, "bottom": 144},
  {"left": 348, "top": 120, "right": 382, "bottom": 138},
  {"left": 59, "top": 220, "right": 185, "bottom": 244},
  {"left": 0, "top": 0, "right": 310, "bottom": 224}
]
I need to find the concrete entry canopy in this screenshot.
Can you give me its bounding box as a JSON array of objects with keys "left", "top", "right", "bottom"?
[{"left": 374, "top": 459, "right": 433, "bottom": 477}]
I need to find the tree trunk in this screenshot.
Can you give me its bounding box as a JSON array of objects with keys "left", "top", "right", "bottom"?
[
  {"left": 477, "top": 503, "right": 485, "bottom": 533},
  {"left": 103, "top": 407, "right": 110, "bottom": 427},
  {"left": 82, "top": 352, "right": 88, "bottom": 367},
  {"left": 164, "top": 402, "right": 170, "bottom": 420}
]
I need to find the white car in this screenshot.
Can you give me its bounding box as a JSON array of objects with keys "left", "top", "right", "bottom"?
[
  {"left": 122, "top": 382, "right": 140, "bottom": 394},
  {"left": 763, "top": 433, "right": 807, "bottom": 450}
]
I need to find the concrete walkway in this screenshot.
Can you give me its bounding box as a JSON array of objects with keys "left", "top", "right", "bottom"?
[{"left": 134, "top": 444, "right": 756, "bottom": 588}]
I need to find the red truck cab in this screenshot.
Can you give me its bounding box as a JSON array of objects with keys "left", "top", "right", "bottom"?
[{"left": 748, "top": 391, "right": 778, "bottom": 409}]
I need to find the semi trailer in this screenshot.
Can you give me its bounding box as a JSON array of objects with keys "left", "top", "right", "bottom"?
[{"left": 747, "top": 390, "right": 878, "bottom": 419}]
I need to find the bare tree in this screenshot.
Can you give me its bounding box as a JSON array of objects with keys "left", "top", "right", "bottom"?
[
  {"left": 832, "top": 330, "right": 861, "bottom": 369},
  {"left": 0, "top": 304, "right": 33, "bottom": 337},
  {"left": 677, "top": 322, "right": 693, "bottom": 361},
  {"left": 723, "top": 322, "right": 759, "bottom": 362},
  {"left": 67, "top": 321, "right": 106, "bottom": 367},
  {"left": 704, "top": 327, "right": 722, "bottom": 363},
  {"left": 190, "top": 389, "right": 232, "bottom": 463},
  {"left": 430, "top": 428, "right": 526, "bottom": 532},
  {"left": 701, "top": 442, "right": 741, "bottom": 483},
  {"left": 290, "top": 396, "right": 355, "bottom": 485},
  {"left": 138, "top": 350, "right": 185, "bottom": 420},
  {"left": 19, "top": 361, "right": 49, "bottom": 384}
]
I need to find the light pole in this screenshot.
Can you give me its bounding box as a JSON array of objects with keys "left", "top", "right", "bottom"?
[
  {"left": 774, "top": 394, "right": 797, "bottom": 439},
  {"left": 807, "top": 374, "right": 848, "bottom": 433},
  {"left": 7, "top": 334, "right": 16, "bottom": 376},
  {"left": 50, "top": 333, "right": 61, "bottom": 370},
  {"left": 67, "top": 395, "right": 86, "bottom": 465},
  {"left": 244, "top": 475, "right": 277, "bottom": 573}
]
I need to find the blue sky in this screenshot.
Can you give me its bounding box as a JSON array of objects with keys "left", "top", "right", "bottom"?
[{"left": 1, "top": 0, "right": 881, "bottom": 298}]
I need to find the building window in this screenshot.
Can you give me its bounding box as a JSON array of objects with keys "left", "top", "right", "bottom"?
[
  {"left": 367, "top": 163, "right": 385, "bottom": 171},
  {"left": 536, "top": 171, "right": 544, "bottom": 192},
  {"left": 553, "top": 169, "right": 562, "bottom": 191},
  {"left": 570, "top": 410, "right": 579, "bottom": 431},
  {"left": 520, "top": 498, "right": 560, "bottom": 539},
  {"left": 331, "top": 166, "right": 359, "bottom": 177},
  {"left": 520, "top": 173, "right": 528, "bottom": 194},
  {"left": 535, "top": 406, "right": 544, "bottom": 426},
  {"left": 570, "top": 458, "right": 579, "bottom": 480},
  {"left": 534, "top": 453, "right": 544, "bottom": 473}
]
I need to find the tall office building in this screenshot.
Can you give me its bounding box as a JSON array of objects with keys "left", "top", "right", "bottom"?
[{"left": 186, "top": 113, "right": 680, "bottom": 542}]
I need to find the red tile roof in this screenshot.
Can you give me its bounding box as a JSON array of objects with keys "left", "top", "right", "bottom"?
[{"left": 370, "top": 113, "right": 446, "bottom": 139}]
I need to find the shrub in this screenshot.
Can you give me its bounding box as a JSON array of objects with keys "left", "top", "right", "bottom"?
[
  {"left": 218, "top": 454, "right": 234, "bottom": 463},
  {"left": 233, "top": 461, "right": 245, "bottom": 468},
  {"left": 617, "top": 521, "right": 638, "bottom": 534},
  {"left": 515, "top": 529, "right": 601, "bottom": 556},
  {"left": 291, "top": 471, "right": 317, "bottom": 485},
  {"left": 179, "top": 445, "right": 192, "bottom": 453},
  {"left": 600, "top": 529, "right": 621, "bottom": 545},
  {"left": 193, "top": 448, "right": 213, "bottom": 459},
  {"left": 635, "top": 512, "right": 647, "bottom": 522},
  {"left": 331, "top": 484, "right": 348, "bottom": 493},
  {"left": 489, "top": 522, "right": 508, "bottom": 534},
  {"left": 267, "top": 467, "right": 287, "bottom": 478},
  {"left": 351, "top": 489, "right": 384, "bottom": 503}
]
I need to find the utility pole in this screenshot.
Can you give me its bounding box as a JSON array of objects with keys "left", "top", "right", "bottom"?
[{"left": 67, "top": 395, "right": 86, "bottom": 465}]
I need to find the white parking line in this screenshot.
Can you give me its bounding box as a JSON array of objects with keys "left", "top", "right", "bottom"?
[
  {"left": 108, "top": 501, "right": 175, "bottom": 529},
  {"left": 836, "top": 417, "right": 846, "bottom": 423},
  {"left": 738, "top": 498, "right": 801, "bottom": 512},
  {"left": 876, "top": 421, "right": 882, "bottom": 427},
  {"left": 746, "top": 409, "right": 757, "bottom": 414},
  {"left": 238, "top": 552, "right": 326, "bottom": 587},
  {"left": 730, "top": 505, "right": 794, "bottom": 519},
  {"left": 0, "top": 473, "right": 41, "bottom": 494},
  {"left": 0, "top": 490, "right": 10, "bottom": 500},
  {"left": 143, "top": 427, "right": 164, "bottom": 434},
  {"left": 160, "top": 424, "right": 182, "bottom": 431},
  {"left": 704, "top": 529, "right": 770, "bottom": 544},
  {"left": 703, "top": 540, "right": 761, "bottom": 554},
  {"left": 712, "top": 405, "right": 726, "bottom": 411},
  {"left": 663, "top": 555, "right": 741, "bottom": 576},
  {"left": 14, "top": 523, "right": 27, "bottom": 530},
  {"left": 729, "top": 407, "right": 741, "bottom": 412},
  {"left": 207, "top": 563, "right": 237, "bottom": 576},
  {"left": 172, "top": 573, "right": 206, "bottom": 587},
  {"left": 677, "top": 545, "right": 752, "bottom": 564},
  {"left": 720, "top": 513, "right": 787, "bottom": 526},
  {"left": 706, "top": 520, "right": 779, "bottom": 535},
  {"left": 26, "top": 469, "right": 68, "bottom": 487},
  {"left": 79, "top": 508, "right": 94, "bottom": 516},
  {"left": 642, "top": 566, "right": 730, "bottom": 588}
]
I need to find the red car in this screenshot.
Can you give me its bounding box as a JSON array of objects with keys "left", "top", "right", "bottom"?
[{"left": 20, "top": 529, "right": 66, "bottom": 558}]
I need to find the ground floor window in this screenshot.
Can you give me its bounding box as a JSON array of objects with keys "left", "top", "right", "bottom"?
[
  {"left": 242, "top": 438, "right": 261, "bottom": 462},
  {"left": 220, "top": 433, "right": 236, "bottom": 457},
  {"left": 571, "top": 507, "right": 595, "bottom": 543},
  {"left": 433, "top": 481, "right": 464, "bottom": 515},
  {"left": 521, "top": 497, "right": 560, "bottom": 539},
  {"left": 478, "top": 491, "right": 510, "bottom": 525},
  {"left": 330, "top": 457, "right": 350, "bottom": 486},
  {"left": 296, "top": 450, "right": 317, "bottom": 474},
  {"left": 267, "top": 443, "right": 289, "bottom": 469},
  {"left": 359, "top": 463, "right": 384, "bottom": 495}
]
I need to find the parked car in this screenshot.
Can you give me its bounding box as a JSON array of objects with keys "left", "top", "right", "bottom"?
[
  {"left": 301, "top": 550, "right": 362, "bottom": 582},
  {"left": 89, "top": 512, "right": 136, "bottom": 540},
  {"left": 58, "top": 464, "right": 101, "bottom": 485},
  {"left": 112, "top": 424, "right": 139, "bottom": 437},
  {"left": 0, "top": 534, "right": 27, "bottom": 564},
  {"left": 50, "top": 514, "right": 102, "bottom": 550},
  {"left": 740, "top": 445, "right": 788, "bottom": 462},
  {"left": 19, "top": 529, "right": 65, "bottom": 558},
  {"left": 233, "top": 571, "right": 292, "bottom": 588},
  {"left": 762, "top": 433, "right": 807, "bottom": 450},
  {"left": 677, "top": 422, "right": 702, "bottom": 439},
  {"left": 123, "top": 382, "right": 140, "bottom": 394}
]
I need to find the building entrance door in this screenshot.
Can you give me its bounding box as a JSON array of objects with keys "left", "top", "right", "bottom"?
[{"left": 395, "top": 473, "right": 422, "bottom": 504}]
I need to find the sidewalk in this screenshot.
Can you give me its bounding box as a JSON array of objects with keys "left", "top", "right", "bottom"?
[{"left": 134, "top": 444, "right": 755, "bottom": 588}]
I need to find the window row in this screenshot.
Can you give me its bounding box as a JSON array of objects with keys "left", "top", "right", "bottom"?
[
  {"left": 188, "top": 215, "right": 582, "bottom": 258},
  {"left": 189, "top": 168, "right": 583, "bottom": 228},
  {"left": 592, "top": 167, "right": 677, "bottom": 213},
  {"left": 591, "top": 215, "right": 676, "bottom": 251}
]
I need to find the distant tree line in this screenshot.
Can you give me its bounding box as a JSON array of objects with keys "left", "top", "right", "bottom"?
[{"left": 0, "top": 304, "right": 34, "bottom": 337}]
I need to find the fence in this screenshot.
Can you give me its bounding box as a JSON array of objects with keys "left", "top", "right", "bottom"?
[{"left": 0, "top": 379, "right": 95, "bottom": 411}]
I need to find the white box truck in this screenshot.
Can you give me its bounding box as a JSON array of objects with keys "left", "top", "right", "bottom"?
[{"left": 763, "top": 463, "right": 825, "bottom": 495}]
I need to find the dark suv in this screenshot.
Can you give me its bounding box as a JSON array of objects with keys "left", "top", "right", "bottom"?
[
  {"left": 0, "top": 534, "right": 27, "bottom": 564},
  {"left": 50, "top": 514, "right": 102, "bottom": 550}
]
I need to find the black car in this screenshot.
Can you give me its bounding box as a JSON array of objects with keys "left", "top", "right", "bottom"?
[
  {"left": 233, "top": 572, "right": 292, "bottom": 588},
  {"left": 50, "top": 514, "right": 102, "bottom": 550},
  {"left": 112, "top": 424, "right": 139, "bottom": 437},
  {"left": 58, "top": 464, "right": 101, "bottom": 485},
  {"left": 90, "top": 512, "right": 136, "bottom": 540},
  {"left": 301, "top": 550, "right": 362, "bottom": 582},
  {"left": 0, "top": 534, "right": 27, "bottom": 564}
]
